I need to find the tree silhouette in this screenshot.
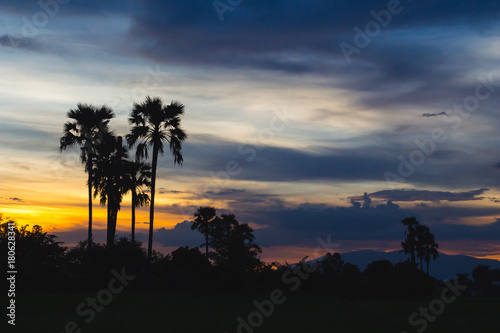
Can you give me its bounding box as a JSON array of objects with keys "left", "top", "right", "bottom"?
[
  {"left": 400, "top": 217, "right": 419, "bottom": 264},
  {"left": 401, "top": 217, "right": 439, "bottom": 275},
  {"left": 93, "top": 135, "right": 130, "bottom": 248},
  {"left": 126, "top": 96, "right": 187, "bottom": 263},
  {"left": 415, "top": 224, "right": 429, "bottom": 271},
  {"left": 59, "top": 104, "right": 114, "bottom": 252},
  {"left": 209, "top": 213, "right": 262, "bottom": 272},
  {"left": 421, "top": 228, "right": 439, "bottom": 275},
  {"left": 0, "top": 219, "right": 67, "bottom": 290},
  {"left": 125, "top": 160, "right": 151, "bottom": 242},
  {"left": 414, "top": 224, "right": 439, "bottom": 274},
  {"left": 191, "top": 206, "right": 217, "bottom": 256}
]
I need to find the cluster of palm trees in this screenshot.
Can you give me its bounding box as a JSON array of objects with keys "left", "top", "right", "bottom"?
[
  {"left": 400, "top": 217, "right": 439, "bottom": 275},
  {"left": 191, "top": 206, "right": 262, "bottom": 270},
  {"left": 60, "top": 96, "right": 186, "bottom": 262}
]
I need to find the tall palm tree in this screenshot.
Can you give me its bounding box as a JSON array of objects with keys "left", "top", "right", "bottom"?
[
  {"left": 60, "top": 104, "right": 114, "bottom": 251},
  {"left": 191, "top": 206, "right": 217, "bottom": 256},
  {"left": 125, "top": 160, "right": 151, "bottom": 242},
  {"left": 126, "top": 96, "right": 187, "bottom": 262},
  {"left": 93, "top": 135, "right": 130, "bottom": 248}
]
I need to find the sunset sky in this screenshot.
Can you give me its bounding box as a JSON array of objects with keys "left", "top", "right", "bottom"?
[{"left": 1, "top": 0, "right": 500, "bottom": 263}]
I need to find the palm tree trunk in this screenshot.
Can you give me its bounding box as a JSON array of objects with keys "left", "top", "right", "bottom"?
[
  {"left": 426, "top": 257, "right": 430, "bottom": 275},
  {"left": 107, "top": 199, "right": 113, "bottom": 249},
  {"left": 148, "top": 146, "right": 159, "bottom": 263},
  {"left": 206, "top": 233, "right": 209, "bottom": 257},
  {"left": 131, "top": 191, "right": 136, "bottom": 242},
  {"left": 87, "top": 161, "right": 93, "bottom": 252},
  {"left": 420, "top": 257, "right": 423, "bottom": 271}
]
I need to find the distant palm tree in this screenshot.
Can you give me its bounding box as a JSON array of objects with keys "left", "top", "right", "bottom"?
[
  {"left": 126, "top": 96, "right": 187, "bottom": 262},
  {"left": 125, "top": 160, "right": 151, "bottom": 242},
  {"left": 191, "top": 206, "right": 217, "bottom": 256},
  {"left": 400, "top": 217, "right": 419, "bottom": 264},
  {"left": 423, "top": 231, "right": 439, "bottom": 275},
  {"left": 60, "top": 104, "right": 114, "bottom": 251},
  {"left": 209, "top": 213, "right": 262, "bottom": 271},
  {"left": 415, "top": 224, "right": 430, "bottom": 271},
  {"left": 93, "top": 136, "right": 130, "bottom": 248}
]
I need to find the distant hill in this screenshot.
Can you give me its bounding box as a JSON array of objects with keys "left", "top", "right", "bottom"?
[{"left": 338, "top": 250, "right": 500, "bottom": 281}]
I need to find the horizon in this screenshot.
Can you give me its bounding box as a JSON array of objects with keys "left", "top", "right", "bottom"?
[{"left": 1, "top": 0, "right": 500, "bottom": 265}]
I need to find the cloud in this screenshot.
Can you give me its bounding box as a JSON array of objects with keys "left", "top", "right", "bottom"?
[
  {"left": 8, "top": 197, "right": 24, "bottom": 203},
  {"left": 421, "top": 112, "right": 448, "bottom": 118},
  {"left": 200, "top": 189, "right": 285, "bottom": 211},
  {"left": 357, "top": 188, "right": 490, "bottom": 202},
  {"left": 159, "top": 188, "right": 185, "bottom": 194},
  {"left": 0, "top": 35, "right": 44, "bottom": 52},
  {"left": 0, "top": 1, "right": 129, "bottom": 16},
  {"left": 153, "top": 197, "right": 500, "bottom": 249},
  {"left": 155, "top": 220, "right": 204, "bottom": 248},
  {"left": 166, "top": 135, "right": 500, "bottom": 189},
  {"left": 488, "top": 197, "right": 500, "bottom": 204}
]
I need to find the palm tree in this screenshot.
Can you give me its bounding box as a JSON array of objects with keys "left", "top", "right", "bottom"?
[
  {"left": 400, "top": 217, "right": 419, "bottom": 264},
  {"left": 125, "top": 160, "right": 151, "bottom": 242},
  {"left": 209, "top": 213, "right": 262, "bottom": 271},
  {"left": 60, "top": 104, "right": 114, "bottom": 251},
  {"left": 415, "top": 224, "right": 430, "bottom": 271},
  {"left": 191, "top": 206, "right": 217, "bottom": 256},
  {"left": 93, "top": 135, "right": 130, "bottom": 248},
  {"left": 126, "top": 96, "right": 187, "bottom": 262},
  {"left": 423, "top": 231, "right": 439, "bottom": 275}
]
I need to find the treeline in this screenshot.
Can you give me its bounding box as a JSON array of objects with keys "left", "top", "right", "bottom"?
[{"left": 2, "top": 214, "right": 499, "bottom": 299}]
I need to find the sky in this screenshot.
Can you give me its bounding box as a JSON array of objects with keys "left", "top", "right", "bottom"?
[{"left": 1, "top": 0, "right": 500, "bottom": 263}]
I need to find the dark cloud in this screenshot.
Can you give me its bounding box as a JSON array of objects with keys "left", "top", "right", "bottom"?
[
  {"left": 153, "top": 200, "right": 500, "bottom": 249},
  {"left": 159, "top": 188, "right": 185, "bottom": 194},
  {"left": 126, "top": 0, "right": 500, "bottom": 63},
  {"left": 5, "top": 0, "right": 500, "bottom": 115},
  {"left": 119, "top": 0, "right": 500, "bottom": 119},
  {"left": 0, "top": 1, "right": 129, "bottom": 16},
  {"left": 155, "top": 220, "right": 204, "bottom": 248},
  {"left": 422, "top": 112, "right": 448, "bottom": 118},
  {"left": 201, "top": 189, "right": 285, "bottom": 211},
  {"left": 0, "top": 35, "right": 43, "bottom": 51},
  {"left": 355, "top": 188, "right": 490, "bottom": 202},
  {"left": 160, "top": 135, "right": 500, "bottom": 189},
  {"left": 173, "top": 137, "right": 399, "bottom": 183},
  {"left": 8, "top": 197, "right": 24, "bottom": 203}
]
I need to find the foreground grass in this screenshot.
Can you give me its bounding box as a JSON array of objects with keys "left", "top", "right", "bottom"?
[{"left": 7, "top": 292, "right": 499, "bottom": 333}]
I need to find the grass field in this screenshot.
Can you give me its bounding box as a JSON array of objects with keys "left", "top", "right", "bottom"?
[{"left": 6, "top": 292, "right": 499, "bottom": 333}]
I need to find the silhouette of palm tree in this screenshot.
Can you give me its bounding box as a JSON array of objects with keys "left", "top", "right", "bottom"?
[
  {"left": 209, "top": 213, "right": 262, "bottom": 270},
  {"left": 415, "top": 224, "right": 430, "bottom": 271},
  {"left": 191, "top": 206, "right": 217, "bottom": 256},
  {"left": 400, "top": 217, "right": 419, "bottom": 264},
  {"left": 125, "top": 160, "right": 151, "bottom": 242},
  {"left": 59, "top": 104, "right": 114, "bottom": 251},
  {"left": 93, "top": 136, "right": 130, "bottom": 248},
  {"left": 423, "top": 231, "right": 439, "bottom": 275},
  {"left": 126, "top": 96, "right": 187, "bottom": 262}
]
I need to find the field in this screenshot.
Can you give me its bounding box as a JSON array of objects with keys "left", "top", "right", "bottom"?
[{"left": 5, "top": 292, "right": 499, "bottom": 333}]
